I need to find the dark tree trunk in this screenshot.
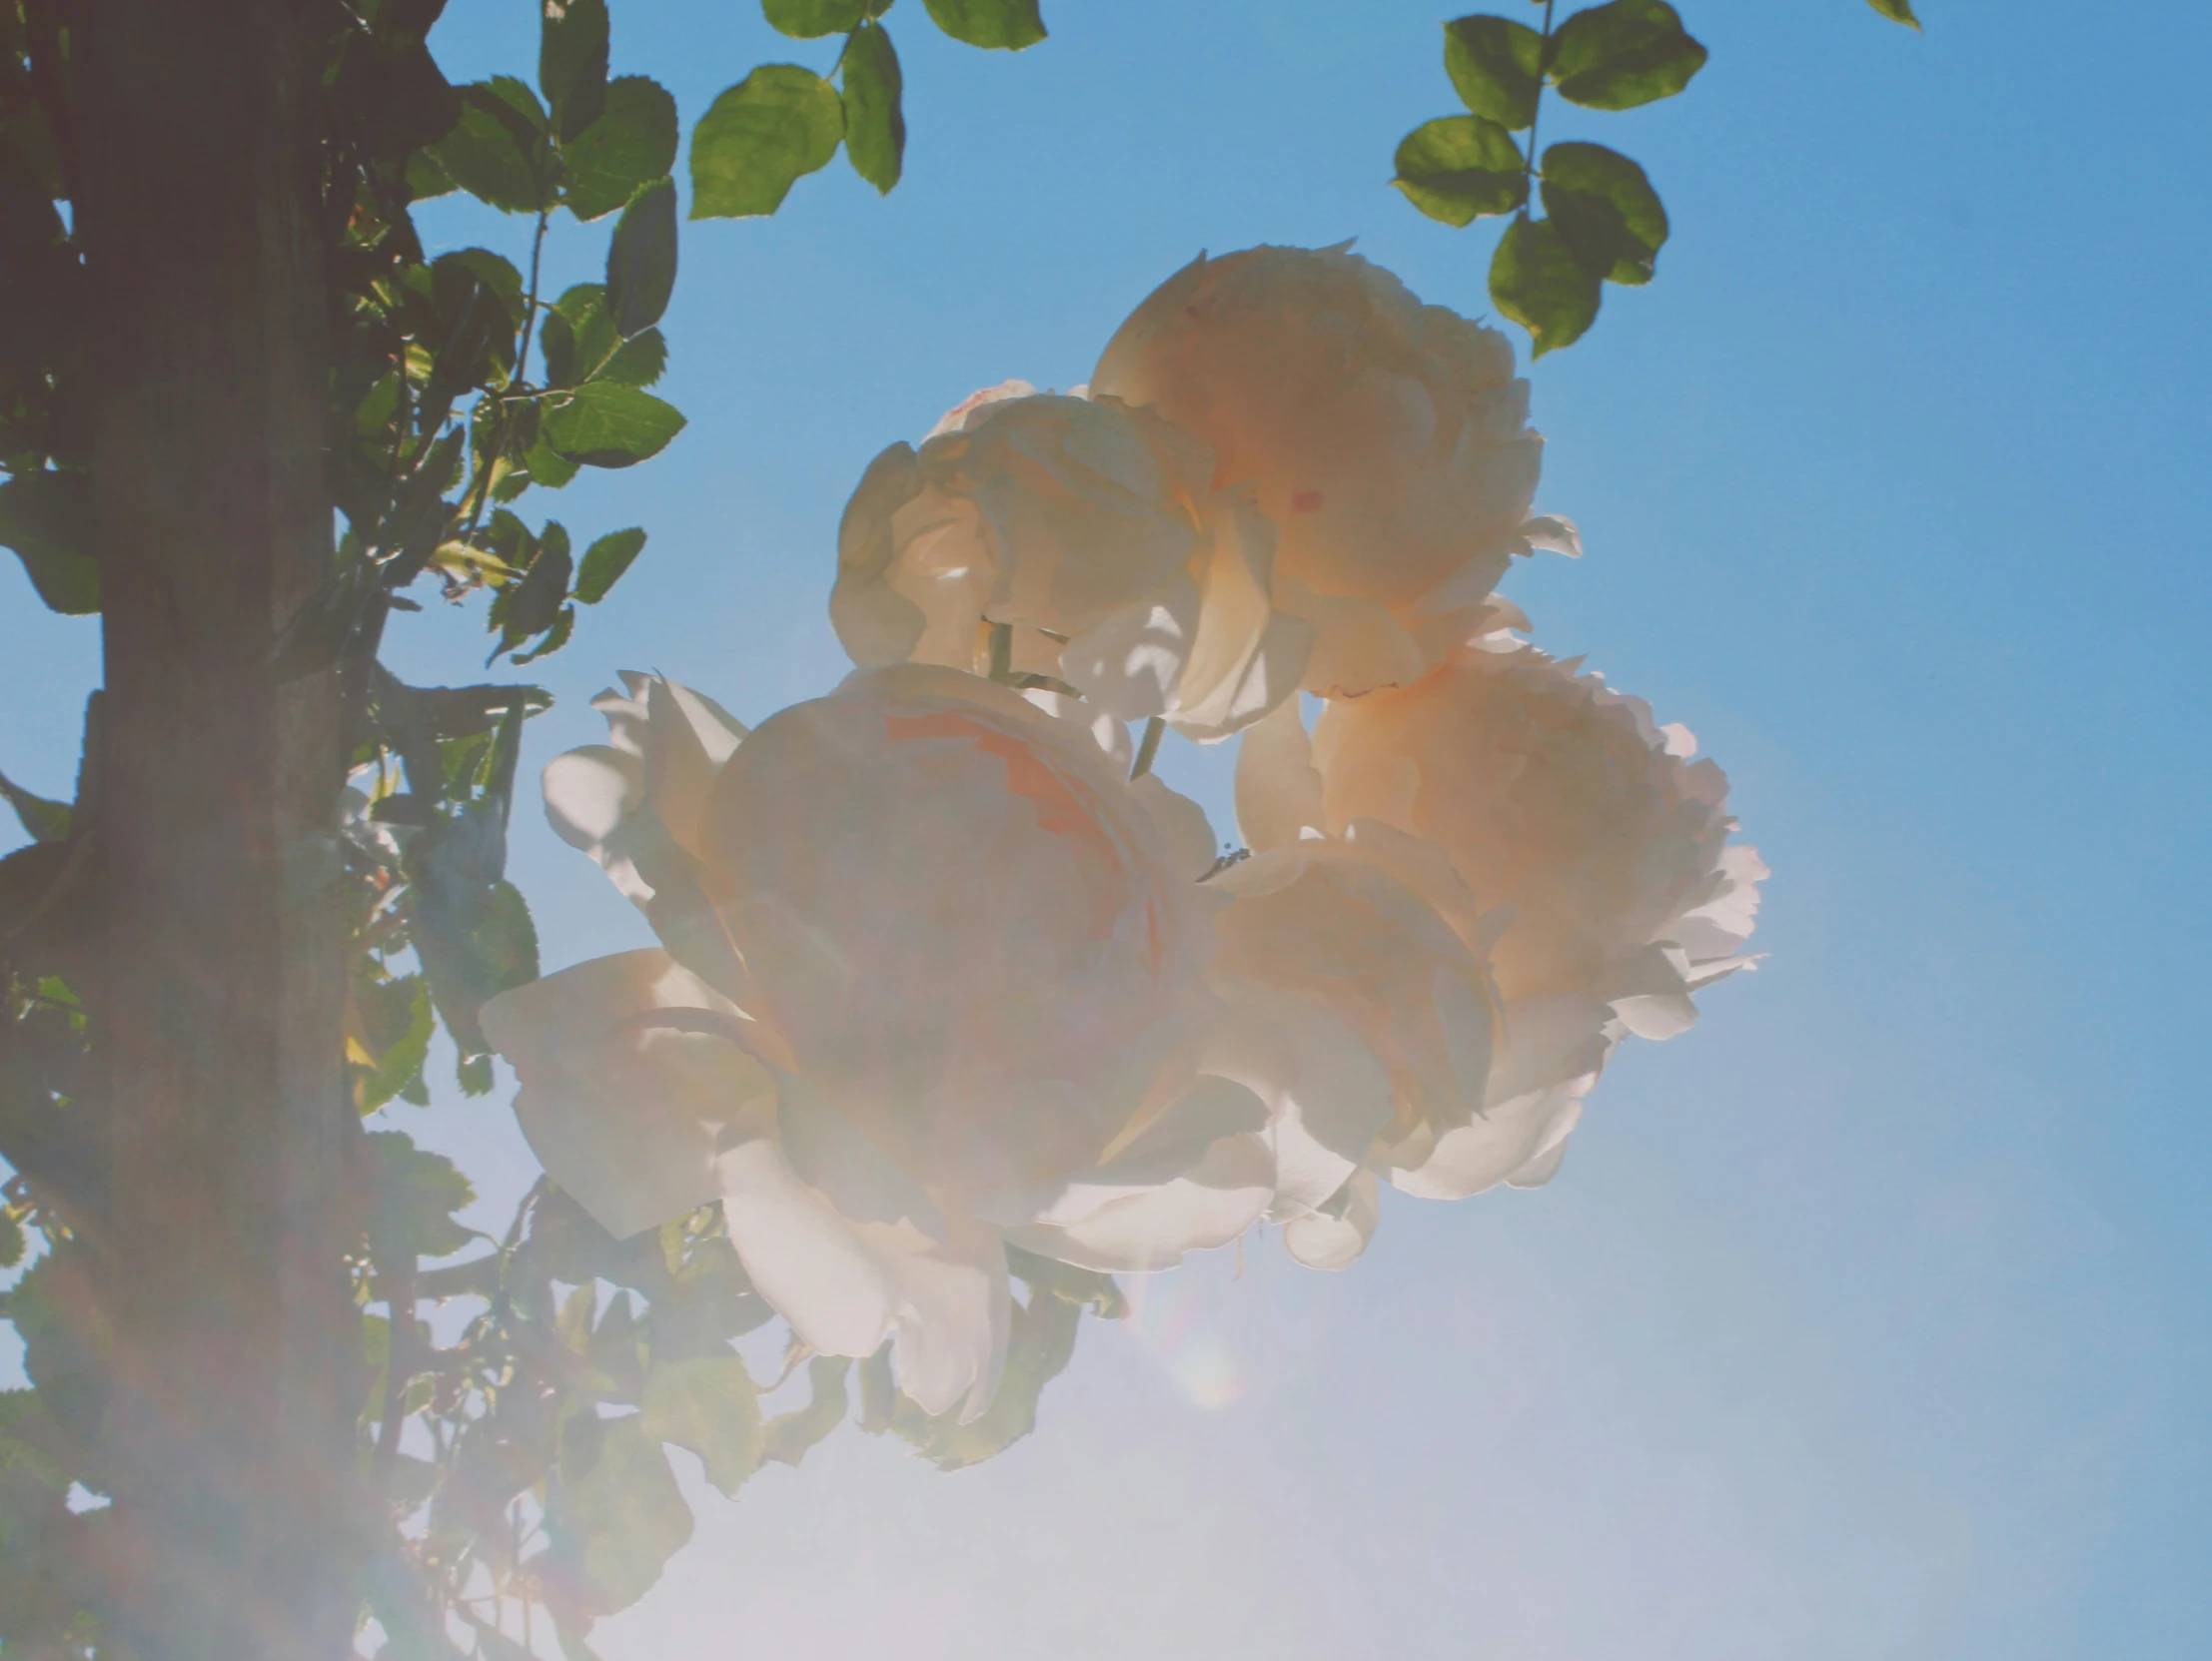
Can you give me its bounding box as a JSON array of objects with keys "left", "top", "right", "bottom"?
[{"left": 70, "top": 1, "right": 355, "bottom": 1656}]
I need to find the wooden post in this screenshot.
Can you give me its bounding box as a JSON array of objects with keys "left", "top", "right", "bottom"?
[{"left": 71, "top": 0, "right": 356, "bottom": 1654}]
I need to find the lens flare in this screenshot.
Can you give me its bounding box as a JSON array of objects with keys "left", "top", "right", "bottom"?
[{"left": 1120, "top": 1266, "right": 1247, "bottom": 1409}]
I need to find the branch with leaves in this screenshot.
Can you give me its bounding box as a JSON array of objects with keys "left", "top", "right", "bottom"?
[{"left": 1393, "top": 0, "right": 1918, "bottom": 355}]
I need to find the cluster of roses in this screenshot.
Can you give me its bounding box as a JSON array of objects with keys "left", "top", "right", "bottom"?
[{"left": 482, "top": 246, "right": 1765, "bottom": 1424}]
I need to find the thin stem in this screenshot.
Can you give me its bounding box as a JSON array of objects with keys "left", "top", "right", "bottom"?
[
  {"left": 1525, "top": 0, "right": 1556, "bottom": 200},
  {"left": 515, "top": 207, "right": 552, "bottom": 386},
  {"left": 1129, "top": 716, "right": 1165, "bottom": 781},
  {"left": 373, "top": 1255, "right": 418, "bottom": 1489}
]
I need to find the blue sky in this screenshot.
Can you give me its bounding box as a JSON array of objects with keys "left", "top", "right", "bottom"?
[{"left": 4, "top": 1, "right": 2209, "bottom": 1655}]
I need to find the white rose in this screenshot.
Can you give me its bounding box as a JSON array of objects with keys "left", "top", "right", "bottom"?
[
  {"left": 483, "top": 666, "right": 1276, "bottom": 1421},
  {"left": 830, "top": 389, "right": 1311, "bottom": 740},
  {"left": 1092, "top": 244, "right": 1568, "bottom": 697}
]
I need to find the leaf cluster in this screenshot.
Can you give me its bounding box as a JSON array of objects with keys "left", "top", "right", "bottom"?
[
  {"left": 1393, "top": 0, "right": 1704, "bottom": 356},
  {"left": 356, "top": 1184, "right": 1122, "bottom": 1657},
  {"left": 0, "top": 0, "right": 1085, "bottom": 1650}
]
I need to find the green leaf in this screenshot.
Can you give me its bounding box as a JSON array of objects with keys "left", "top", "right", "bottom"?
[
  {"left": 546, "top": 1415, "right": 693, "bottom": 1617},
  {"left": 511, "top": 602, "right": 576, "bottom": 666},
  {"left": 363, "top": 1129, "right": 478, "bottom": 1263},
  {"left": 762, "top": 0, "right": 866, "bottom": 36},
  {"left": 1547, "top": 0, "right": 1707, "bottom": 110},
  {"left": 605, "top": 177, "right": 677, "bottom": 338},
  {"left": 1866, "top": 0, "right": 1920, "bottom": 26},
  {"left": 542, "top": 284, "right": 620, "bottom": 386},
  {"left": 573, "top": 528, "right": 646, "bottom": 603},
  {"left": 496, "top": 523, "right": 573, "bottom": 658},
  {"left": 1444, "top": 14, "right": 1543, "bottom": 130},
  {"left": 1392, "top": 115, "right": 1528, "bottom": 227},
  {"left": 0, "top": 769, "right": 71, "bottom": 844},
  {"left": 923, "top": 0, "right": 1044, "bottom": 50},
  {"left": 352, "top": 970, "right": 434, "bottom": 1113},
  {"left": 561, "top": 76, "right": 679, "bottom": 222},
  {"left": 541, "top": 383, "right": 686, "bottom": 467},
  {"left": 542, "top": 0, "right": 611, "bottom": 141},
  {"left": 598, "top": 327, "right": 667, "bottom": 388},
  {"left": 688, "top": 66, "right": 845, "bottom": 219},
  {"left": 432, "top": 80, "right": 553, "bottom": 214},
  {"left": 841, "top": 21, "right": 905, "bottom": 194},
  {"left": 0, "top": 470, "right": 98, "bottom": 615},
  {"left": 640, "top": 1354, "right": 763, "bottom": 1496},
  {"left": 1491, "top": 212, "right": 1600, "bottom": 356},
  {"left": 760, "top": 1356, "right": 850, "bottom": 1465},
  {"left": 1541, "top": 140, "right": 1667, "bottom": 284}
]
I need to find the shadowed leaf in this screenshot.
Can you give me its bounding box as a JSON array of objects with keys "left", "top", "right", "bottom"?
[
  {"left": 605, "top": 177, "right": 677, "bottom": 338},
  {"left": 1444, "top": 14, "right": 1543, "bottom": 129},
  {"left": 1548, "top": 0, "right": 1706, "bottom": 110},
  {"left": 841, "top": 20, "right": 905, "bottom": 194},
  {"left": 1393, "top": 115, "right": 1527, "bottom": 227},
  {"left": 1541, "top": 140, "right": 1667, "bottom": 284},
  {"left": 1491, "top": 211, "right": 1600, "bottom": 355}
]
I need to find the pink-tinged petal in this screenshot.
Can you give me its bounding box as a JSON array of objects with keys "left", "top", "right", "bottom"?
[
  {"left": 1283, "top": 1170, "right": 1380, "bottom": 1270},
  {"left": 482, "top": 950, "right": 776, "bottom": 1240}
]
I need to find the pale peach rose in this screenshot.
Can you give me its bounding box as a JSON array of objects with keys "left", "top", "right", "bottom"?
[
  {"left": 1091, "top": 244, "right": 1574, "bottom": 697},
  {"left": 484, "top": 666, "right": 1276, "bottom": 1420},
  {"left": 1201, "top": 813, "right": 1501, "bottom": 1266},
  {"left": 1273, "top": 638, "right": 1766, "bottom": 1195},
  {"left": 1221, "top": 695, "right": 1576, "bottom": 1234},
  {"left": 830, "top": 389, "right": 1311, "bottom": 741}
]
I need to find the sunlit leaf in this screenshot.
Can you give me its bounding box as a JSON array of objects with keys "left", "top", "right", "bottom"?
[
  {"left": 762, "top": 0, "right": 869, "bottom": 36},
  {"left": 1392, "top": 115, "right": 1528, "bottom": 227},
  {"left": 759, "top": 1356, "right": 849, "bottom": 1465},
  {"left": 1491, "top": 211, "right": 1601, "bottom": 356},
  {"left": 1443, "top": 14, "right": 1543, "bottom": 130},
  {"left": 561, "top": 77, "right": 679, "bottom": 222},
  {"left": 545, "top": 1415, "right": 693, "bottom": 1617},
  {"left": 688, "top": 65, "right": 845, "bottom": 219},
  {"left": 1866, "top": 0, "right": 1920, "bottom": 27},
  {"left": 597, "top": 327, "right": 666, "bottom": 389},
  {"left": 923, "top": 0, "right": 1045, "bottom": 50},
  {"left": 1547, "top": 0, "right": 1707, "bottom": 111},
  {"left": 641, "top": 1354, "right": 763, "bottom": 1495},
  {"left": 541, "top": 383, "right": 686, "bottom": 466}
]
